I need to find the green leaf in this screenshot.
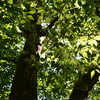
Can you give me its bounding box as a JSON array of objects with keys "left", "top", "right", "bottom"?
[
  {"left": 88, "top": 39, "right": 97, "bottom": 46},
  {"left": 80, "top": 36, "right": 88, "bottom": 41},
  {"left": 98, "top": 76, "right": 100, "bottom": 82},
  {"left": 31, "top": 55, "right": 36, "bottom": 61},
  {"left": 95, "top": 69, "right": 100, "bottom": 73},
  {"left": 20, "top": 20, "right": 26, "bottom": 24},
  {"left": 30, "top": 2, "right": 37, "bottom": 7},
  {"left": 91, "top": 70, "right": 95, "bottom": 78},
  {"left": 27, "top": 15, "right": 34, "bottom": 20},
  {"left": 94, "top": 36, "right": 100, "bottom": 40},
  {"left": 36, "top": 21, "right": 41, "bottom": 25},
  {"left": 92, "top": 61, "right": 98, "bottom": 66},
  {"left": 26, "top": 1, "right": 31, "bottom": 4},
  {"left": 80, "top": 36, "right": 88, "bottom": 45},
  {"left": 28, "top": 10, "right": 36, "bottom": 14},
  {"left": 81, "top": 67, "right": 85, "bottom": 74},
  {"left": 89, "top": 49, "right": 92, "bottom": 54},
  {"left": 79, "top": 51, "right": 88, "bottom": 58},
  {"left": 7, "top": 0, "right": 13, "bottom": 4},
  {"left": 37, "top": 9, "right": 45, "bottom": 13},
  {"left": 66, "top": 90, "right": 70, "bottom": 96},
  {"left": 66, "top": 14, "right": 73, "bottom": 19}
]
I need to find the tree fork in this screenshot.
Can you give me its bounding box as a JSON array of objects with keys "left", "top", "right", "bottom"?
[{"left": 69, "top": 68, "right": 100, "bottom": 100}]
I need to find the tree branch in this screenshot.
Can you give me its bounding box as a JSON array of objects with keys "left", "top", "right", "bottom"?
[
  {"left": 75, "top": 68, "right": 100, "bottom": 92},
  {"left": 48, "top": 17, "right": 59, "bottom": 29},
  {"left": 84, "top": 68, "right": 100, "bottom": 91},
  {"left": 69, "top": 68, "right": 100, "bottom": 100}
]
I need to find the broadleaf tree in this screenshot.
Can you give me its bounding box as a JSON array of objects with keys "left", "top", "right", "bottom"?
[{"left": 0, "top": 0, "right": 100, "bottom": 100}]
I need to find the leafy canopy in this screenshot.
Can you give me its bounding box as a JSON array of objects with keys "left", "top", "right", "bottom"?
[{"left": 0, "top": 0, "right": 100, "bottom": 99}]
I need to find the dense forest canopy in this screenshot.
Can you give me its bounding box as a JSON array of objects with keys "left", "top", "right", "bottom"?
[{"left": 0, "top": 0, "right": 100, "bottom": 100}]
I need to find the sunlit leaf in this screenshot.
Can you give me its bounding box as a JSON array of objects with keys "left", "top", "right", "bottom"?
[
  {"left": 28, "top": 10, "right": 36, "bottom": 14},
  {"left": 89, "top": 49, "right": 92, "bottom": 54},
  {"left": 27, "top": 15, "right": 34, "bottom": 20},
  {"left": 80, "top": 36, "right": 88, "bottom": 41},
  {"left": 95, "top": 69, "right": 100, "bottom": 73},
  {"left": 30, "top": 2, "right": 37, "bottom": 7},
  {"left": 79, "top": 36, "right": 88, "bottom": 45},
  {"left": 88, "top": 39, "right": 97, "bottom": 46},
  {"left": 98, "top": 76, "right": 100, "bottom": 82},
  {"left": 94, "top": 36, "right": 100, "bottom": 40},
  {"left": 66, "top": 14, "right": 73, "bottom": 19},
  {"left": 79, "top": 51, "right": 88, "bottom": 58},
  {"left": 37, "top": 9, "right": 45, "bottom": 13},
  {"left": 20, "top": 20, "right": 26, "bottom": 24},
  {"left": 36, "top": 21, "right": 41, "bottom": 25},
  {"left": 91, "top": 70, "right": 95, "bottom": 78},
  {"left": 81, "top": 67, "right": 85, "bottom": 74},
  {"left": 26, "top": 1, "right": 31, "bottom": 4},
  {"left": 92, "top": 61, "right": 98, "bottom": 66},
  {"left": 7, "top": 0, "right": 13, "bottom": 4}
]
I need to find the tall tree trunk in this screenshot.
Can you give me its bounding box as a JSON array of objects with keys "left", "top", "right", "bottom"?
[
  {"left": 9, "top": 9, "right": 58, "bottom": 99},
  {"left": 9, "top": 31, "right": 39, "bottom": 100},
  {"left": 69, "top": 68, "right": 100, "bottom": 100}
]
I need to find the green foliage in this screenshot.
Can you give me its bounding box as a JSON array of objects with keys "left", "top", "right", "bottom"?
[
  {"left": 7, "top": 0, "right": 13, "bottom": 4},
  {"left": 0, "top": 0, "right": 100, "bottom": 99},
  {"left": 31, "top": 55, "right": 36, "bottom": 61},
  {"left": 91, "top": 70, "right": 95, "bottom": 78}
]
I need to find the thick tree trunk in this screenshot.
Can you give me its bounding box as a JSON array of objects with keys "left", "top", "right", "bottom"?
[
  {"left": 9, "top": 31, "right": 39, "bottom": 100},
  {"left": 9, "top": 9, "right": 57, "bottom": 99},
  {"left": 69, "top": 68, "right": 100, "bottom": 100}
]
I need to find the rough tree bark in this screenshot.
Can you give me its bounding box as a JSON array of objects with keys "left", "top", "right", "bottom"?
[
  {"left": 69, "top": 68, "right": 100, "bottom": 100},
  {"left": 9, "top": 29, "right": 39, "bottom": 100}
]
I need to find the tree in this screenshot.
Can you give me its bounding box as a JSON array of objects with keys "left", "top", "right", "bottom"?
[{"left": 0, "top": 0, "right": 100, "bottom": 100}]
